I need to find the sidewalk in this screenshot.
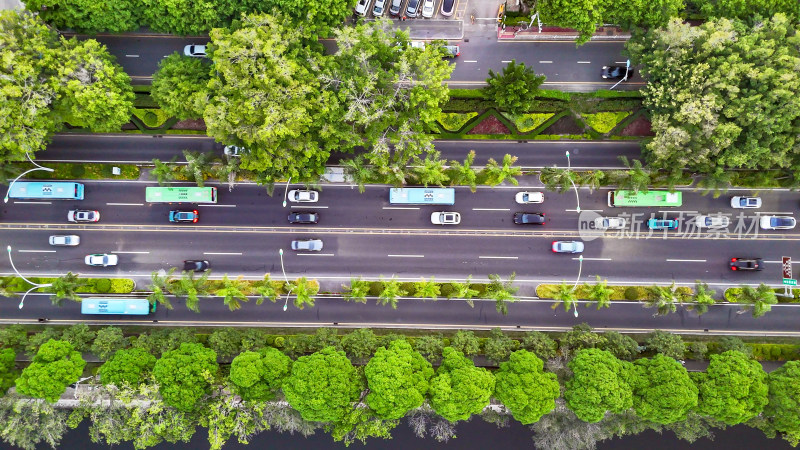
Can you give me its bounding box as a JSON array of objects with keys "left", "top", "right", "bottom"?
[{"left": 497, "top": 24, "right": 631, "bottom": 41}]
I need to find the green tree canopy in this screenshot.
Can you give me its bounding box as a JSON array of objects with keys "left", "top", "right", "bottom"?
[
  {"left": 15, "top": 339, "right": 86, "bottom": 403},
  {"left": 483, "top": 60, "right": 545, "bottom": 115},
  {"left": 151, "top": 53, "right": 211, "bottom": 120},
  {"left": 365, "top": 339, "right": 434, "bottom": 420},
  {"left": 494, "top": 350, "right": 560, "bottom": 425},
  {"left": 139, "top": 0, "right": 234, "bottom": 35},
  {"left": 428, "top": 347, "right": 496, "bottom": 422},
  {"left": 564, "top": 348, "right": 635, "bottom": 423},
  {"left": 99, "top": 348, "right": 157, "bottom": 387},
  {"left": 282, "top": 346, "right": 361, "bottom": 423},
  {"left": 763, "top": 361, "right": 800, "bottom": 445},
  {"left": 229, "top": 347, "right": 292, "bottom": 402},
  {"left": 631, "top": 354, "right": 698, "bottom": 424},
  {"left": 152, "top": 342, "right": 219, "bottom": 412},
  {"left": 0, "top": 348, "right": 16, "bottom": 393},
  {"left": 23, "top": 0, "right": 141, "bottom": 33},
  {"left": 695, "top": 350, "right": 768, "bottom": 425}
]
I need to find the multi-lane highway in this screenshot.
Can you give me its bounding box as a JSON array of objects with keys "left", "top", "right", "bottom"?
[{"left": 2, "top": 181, "right": 797, "bottom": 287}]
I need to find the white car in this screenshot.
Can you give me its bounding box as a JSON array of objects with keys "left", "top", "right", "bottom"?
[
  {"left": 421, "top": 0, "right": 435, "bottom": 17},
  {"left": 354, "top": 0, "right": 370, "bottom": 15},
  {"left": 515, "top": 191, "right": 544, "bottom": 204},
  {"left": 695, "top": 215, "right": 730, "bottom": 228},
  {"left": 760, "top": 215, "right": 796, "bottom": 230},
  {"left": 730, "top": 196, "right": 761, "bottom": 209},
  {"left": 372, "top": 0, "right": 387, "bottom": 16},
  {"left": 84, "top": 253, "right": 118, "bottom": 267},
  {"left": 409, "top": 41, "right": 426, "bottom": 50},
  {"left": 223, "top": 145, "right": 243, "bottom": 157},
  {"left": 291, "top": 239, "right": 323, "bottom": 252},
  {"left": 431, "top": 212, "right": 461, "bottom": 225},
  {"left": 68, "top": 210, "right": 100, "bottom": 223},
  {"left": 594, "top": 217, "right": 627, "bottom": 230},
  {"left": 288, "top": 190, "right": 319, "bottom": 203},
  {"left": 49, "top": 235, "right": 80, "bottom": 246},
  {"left": 552, "top": 241, "right": 584, "bottom": 254},
  {"left": 183, "top": 44, "right": 207, "bottom": 57}
]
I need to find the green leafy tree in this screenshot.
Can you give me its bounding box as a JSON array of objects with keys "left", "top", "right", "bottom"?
[
  {"left": 139, "top": 0, "right": 229, "bottom": 35},
  {"left": 341, "top": 329, "right": 379, "bottom": 360},
  {"left": 645, "top": 330, "right": 685, "bottom": 360},
  {"left": 152, "top": 342, "right": 219, "bottom": 412},
  {"left": 90, "top": 327, "right": 128, "bottom": 360},
  {"left": 413, "top": 334, "right": 445, "bottom": 361},
  {"left": 450, "top": 330, "right": 481, "bottom": 356},
  {"left": 690, "top": 281, "right": 716, "bottom": 315},
  {"left": 253, "top": 275, "right": 279, "bottom": 305},
  {"left": 735, "top": 283, "right": 778, "bottom": 318},
  {"left": 24, "top": 0, "right": 141, "bottom": 33},
  {"left": 343, "top": 277, "right": 371, "bottom": 304},
  {"left": 24, "top": 329, "right": 62, "bottom": 356},
  {"left": 578, "top": 169, "right": 606, "bottom": 193},
  {"left": 0, "top": 348, "right": 17, "bottom": 393},
  {"left": 229, "top": 347, "right": 292, "bottom": 402},
  {"left": 99, "top": 348, "right": 156, "bottom": 387},
  {"left": 585, "top": 276, "right": 613, "bottom": 310},
  {"left": 44, "top": 272, "right": 84, "bottom": 306},
  {"left": 763, "top": 361, "right": 800, "bottom": 444},
  {"left": 600, "top": 331, "right": 640, "bottom": 361},
  {"left": 151, "top": 53, "right": 210, "bottom": 120},
  {"left": 207, "top": 329, "right": 243, "bottom": 359},
  {"left": 132, "top": 329, "right": 197, "bottom": 358},
  {"left": 0, "top": 396, "right": 68, "bottom": 450},
  {"left": 613, "top": 156, "right": 650, "bottom": 193},
  {"left": 149, "top": 158, "right": 178, "bottom": 187},
  {"left": 215, "top": 275, "right": 250, "bottom": 311},
  {"left": 428, "top": 347, "right": 495, "bottom": 422},
  {"left": 377, "top": 276, "right": 407, "bottom": 309},
  {"left": 341, "top": 156, "right": 374, "bottom": 193},
  {"left": 180, "top": 150, "right": 213, "bottom": 187},
  {"left": 494, "top": 350, "right": 560, "bottom": 425},
  {"left": 290, "top": 277, "right": 319, "bottom": 310},
  {"left": 695, "top": 350, "right": 769, "bottom": 425},
  {"left": 486, "top": 272, "right": 519, "bottom": 315},
  {"left": 447, "top": 150, "right": 478, "bottom": 192},
  {"left": 484, "top": 328, "right": 519, "bottom": 365},
  {"left": 521, "top": 331, "right": 558, "bottom": 360},
  {"left": 631, "top": 355, "right": 698, "bottom": 424},
  {"left": 483, "top": 60, "right": 545, "bottom": 114},
  {"left": 413, "top": 277, "right": 440, "bottom": 300},
  {"left": 564, "top": 348, "right": 635, "bottom": 423},
  {"left": 365, "top": 340, "right": 434, "bottom": 420},
  {"left": 563, "top": 323, "right": 606, "bottom": 353},
  {"left": 696, "top": 167, "right": 732, "bottom": 198},
  {"left": 61, "top": 324, "right": 95, "bottom": 353},
  {"left": 714, "top": 336, "right": 752, "bottom": 357},
  {"left": 16, "top": 339, "right": 86, "bottom": 402},
  {"left": 172, "top": 269, "right": 212, "bottom": 313},
  {"left": 412, "top": 151, "right": 449, "bottom": 187},
  {"left": 538, "top": 0, "right": 608, "bottom": 45},
  {"left": 482, "top": 154, "right": 522, "bottom": 186},
  {"left": 0, "top": 325, "right": 28, "bottom": 353},
  {"left": 282, "top": 347, "right": 361, "bottom": 423}
]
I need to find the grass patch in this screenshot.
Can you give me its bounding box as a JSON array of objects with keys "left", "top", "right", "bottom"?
[
  {"left": 2, "top": 276, "right": 135, "bottom": 294},
  {"left": 132, "top": 108, "right": 172, "bottom": 128},
  {"left": 133, "top": 93, "right": 158, "bottom": 108},
  {"left": 537, "top": 283, "right": 693, "bottom": 301},
  {"left": 584, "top": 112, "right": 630, "bottom": 133},
  {"left": 447, "top": 88, "right": 487, "bottom": 99},
  {"left": 12, "top": 163, "right": 140, "bottom": 180},
  {"left": 508, "top": 113, "right": 555, "bottom": 133},
  {"left": 437, "top": 112, "right": 478, "bottom": 132}
]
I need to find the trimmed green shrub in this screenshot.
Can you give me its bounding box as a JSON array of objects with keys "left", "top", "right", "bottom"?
[
  {"left": 537, "top": 90, "right": 571, "bottom": 101},
  {"left": 70, "top": 164, "right": 85, "bottom": 177},
  {"left": 132, "top": 108, "right": 172, "bottom": 128},
  {"left": 624, "top": 287, "right": 640, "bottom": 301},
  {"left": 584, "top": 112, "right": 630, "bottom": 133},
  {"left": 437, "top": 112, "right": 478, "bottom": 132},
  {"left": 273, "top": 336, "right": 285, "bottom": 348},
  {"left": 93, "top": 279, "right": 112, "bottom": 294},
  {"left": 509, "top": 113, "right": 554, "bottom": 133},
  {"left": 448, "top": 89, "right": 487, "bottom": 99},
  {"left": 110, "top": 278, "right": 135, "bottom": 293}
]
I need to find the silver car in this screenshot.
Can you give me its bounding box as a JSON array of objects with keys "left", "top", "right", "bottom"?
[
  {"left": 405, "top": 0, "right": 420, "bottom": 17},
  {"left": 373, "top": 0, "right": 387, "bottom": 16},
  {"left": 183, "top": 44, "right": 207, "bottom": 57},
  {"left": 288, "top": 190, "right": 319, "bottom": 203},
  {"left": 594, "top": 217, "right": 626, "bottom": 230},
  {"left": 552, "top": 241, "right": 584, "bottom": 254},
  {"left": 760, "top": 215, "right": 796, "bottom": 230},
  {"left": 421, "top": 0, "right": 435, "bottom": 17},
  {"left": 85, "top": 253, "right": 118, "bottom": 267},
  {"left": 730, "top": 196, "right": 761, "bottom": 209},
  {"left": 49, "top": 235, "right": 80, "bottom": 246},
  {"left": 431, "top": 212, "right": 461, "bottom": 225},
  {"left": 291, "top": 239, "right": 323, "bottom": 251},
  {"left": 695, "top": 215, "right": 730, "bottom": 228}
]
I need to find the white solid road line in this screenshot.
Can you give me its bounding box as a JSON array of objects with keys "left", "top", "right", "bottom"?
[
  {"left": 473, "top": 208, "right": 511, "bottom": 211},
  {"left": 291, "top": 205, "right": 328, "bottom": 208},
  {"left": 501, "top": 60, "right": 512, "bottom": 63},
  {"left": 297, "top": 253, "right": 335, "bottom": 256},
  {"left": 200, "top": 204, "right": 235, "bottom": 208},
  {"left": 113, "top": 251, "right": 150, "bottom": 254},
  {"left": 463, "top": 60, "right": 478, "bottom": 63},
  {"left": 575, "top": 257, "right": 612, "bottom": 261},
  {"left": 577, "top": 61, "right": 591, "bottom": 64},
  {"left": 18, "top": 250, "right": 56, "bottom": 253},
  {"left": 479, "top": 256, "right": 519, "bottom": 259},
  {"left": 107, "top": 203, "right": 144, "bottom": 206},
  {"left": 388, "top": 254, "right": 424, "bottom": 258},
  {"left": 125, "top": 54, "right": 140, "bottom": 58},
  {"left": 566, "top": 209, "right": 603, "bottom": 212},
  {"left": 383, "top": 207, "right": 420, "bottom": 210},
  {"left": 539, "top": 61, "right": 553, "bottom": 63},
  {"left": 203, "top": 252, "right": 243, "bottom": 255},
  {"left": 666, "top": 259, "right": 707, "bottom": 262},
  {"left": 12, "top": 201, "right": 51, "bottom": 205}
]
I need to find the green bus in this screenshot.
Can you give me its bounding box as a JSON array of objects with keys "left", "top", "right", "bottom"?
[
  {"left": 146, "top": 186, "right": 217, "bottom": 204},
  {"left": 607, "top": 190, "right": 682, "bottom": 207}
]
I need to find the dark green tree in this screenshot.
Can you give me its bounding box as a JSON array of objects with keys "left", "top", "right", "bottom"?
[
  {"left": 695, "top": 350, "right": 768, "bottom": 425},
  {"left": 494, "top": 350, "right": 560, "bottom": 425},
  {"left": 99, "top": 348, "right": 157, "bottom": 387},
  {"left": 564, "top": 348, "right": 635, "bottom": 423},
  {"left": 16, "top": 339, "right": 86, "bottom": 402},
  {"left": 365, "top": 340, "right": 433, "bottom": 420},
  {"left": 152, "top": 342, "right": 219, "bottom": 411},
  {"left": 632, "top": 354, "right": 698, "bottom": 424},
  {"left": 151, "top": 53, "right": 210, "bottom": 120},
  {"left": 645, "top": 330, "right": 685, "bottom": 360},
  {"left": 483, "top": 328, "right": 519, "bottom": 365},
  {"left": 428, "top": 347, "right": 495, "bottom": 422},
  {"left": 763, "top": 361, "right": 800, "bottom": 445},
  {"left": 483, "top": 60, "right": 545, "bottom": 114},
  {"left": 229, "top": 347, "right": 292, "bottom": 402}
]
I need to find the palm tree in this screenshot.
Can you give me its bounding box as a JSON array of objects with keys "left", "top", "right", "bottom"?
[
  {"left": 447, "top": 150, "right": 478, "bottom": 192},
  {"left": 616, "top": 156, "right": 650, "bottom": 193},
  {"left": 45, "top": 272, "right": 85, "bottom": 306},
  {"left": 149, "top": 157, "right": 177, "bottom": 186},
  {"left": 690, "top": 281, "right": 716, "bottom": 315},
  {"left": 343, "top": 277, "right": 371, "bottom": 304},
  {"left": 540, "top": 167, "right": 575, "bottom": 193},
  {"left": 212, "top": 157, "right": 240, "bottom": 192},
  {"left": 147, "top": 268, "right": 176, "bottom": 310},
  {"left": 414, "top": 277, "right": 440, "bottom": 300},
  {"left": 378, "top": 276, "right": 407, "bottom": 309},
  {"left": 181, "top": 150, "right": 213, "bottom": 187},
  {"left": 0, "top": 278, "right": 12, "bottom": 297},
  {"left": 173, "top": 270, "right": 211, "bottom": 313},
  {"left": 551, "top": 282, "right": 578, "bottom": 312},
  {"left": 448, "top": 275, "right": 480, "bottom": 307},
  {"left": 696, "top": 167, "right": 732, "bottom": 198},
  {"left": 291, "top": 277, "right": 319, "bottom": 310},
  {"left": 483, "top": 154, "right": 522, "bottom": 186},
  {"left": 578, "top": 170, "right": 605, "bottom": 193},
  {"left": 254, "top": 274, "right": 279, "bottom": 305},
  {"left": 486, "top": 273, "right": 519, "bottom": 315},
  {"left": 216, "top": 275, "right": 250, "bottom": 311},
  {"left": 341, "top": 156, "right": 373, "bottom": 193},
  {"left": 735, "top": 283, "right": 778, "bottom": 318},
  {"left": 378, "top": 163, "right": 407, "bottom": 187},
  {"left": 644, "top": 282, "right": 681, "bottom": 316},
  {"left": 412, "top": 152, "right": 449, "bottom": 187},
  {"left": 585, "top": 276, "right": 613, "bottom": 310}
]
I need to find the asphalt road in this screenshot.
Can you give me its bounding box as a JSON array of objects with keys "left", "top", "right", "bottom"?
[
  {"left": 2, "top": 182, "right": 798, "bottom": 287},
  {"left": 40, "top": 135, "right": 641, "bottom": 169}
]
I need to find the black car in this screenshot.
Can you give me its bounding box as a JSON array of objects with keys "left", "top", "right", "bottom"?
[
  {"left": 729, "top": 257, "right": 763, "bottom": 271},
  {"left": 184, "top": 260, "right": 209, "bottom": 272},
  {"left": 288, "top": 212, "right": 319, "bottom": 224},
  {"left": 601, "top": 65, "right": 633, "bottom": 80},
  {"left": 514, "top": 212, "right": 546, "bottom": 225}
]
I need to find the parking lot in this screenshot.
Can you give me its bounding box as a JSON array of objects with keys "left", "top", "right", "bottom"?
[{"left": 355, "top": 0, "right": 467, "bottom": 21}]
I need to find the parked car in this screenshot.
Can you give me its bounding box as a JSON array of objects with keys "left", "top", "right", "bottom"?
[
  {"left": 440, "top": 0, "right": 454, "bottom": 16},
  {"left": 594, "top": 217, "right": 627, "bottom": 230},
  {"left": 355, "top": 0, "right": 370, "bottom": 16},
  {"left": 373, "top": 0, "right": 387, "bottom": 16},
  {"left": 514, "top": 212, "right": 545, "bottom": 225},
  {"left": 431, "top": 212, "right": 461, "bottom": 225},
  {"left": 169, "top": 210, "right": 199, "bottom": 223},
  {"left": 389, "top": 0, "right": 403, "bottom": 15},
  {"left": 291, "top": 239, "right": 324, "bottom": 251},
  {"left": 85, "top": 253, "right": 118, "bottom": 267},
  {"left": 288, "top": 190, "right": 319, "bottom": 203},
  {"left": 695, "top": 215, "right": 730, "bottom": 228},
  {"left": 405, "top": 0, "right": 420, "bottom": 17},
  {"left": 552, "top": 241, "right": 584, "bottom": 254},
  {"left": 409, "top": 41, "right": 425, "bottom": 50},
  {"left": 648, "top": 219, "right": 679, "bottom": 230},
  {"left": 442, "top": 45, "right": 460, "bottom": 57},
  {"left": 49, "top": 235, "right": 80, "bottom": 246},
  {"left": 515, "top": 191, "right": 544, "bottom": 204},
  {"left": 184, "top": 260, "right": 209, "bottom": 272},
  {"left": 223, "top": 145, "right": 243, "bottom": 157},
  {"left": 730, "top": 196, "right": 761, "bottom": 209},
  {"left": 729, "top": 257, "right": 763, "bottom": 271},
  {"left": 760, "top": 215, "right": 796, "bottom": 230},
  {"left": 183, "top": 44, "right": 207, "bottom": 58},
  {"left": 68, "top": 210, "right": 99, "bottom": 223},
  {"left": 288, "top": 212, "right": 319, "bottom": 224},
  {"left": 601, "top": 65, "right": 632, "bottom": 80},
  {"left": 421, "top": 0, "right": 435, "bottom": 17}
]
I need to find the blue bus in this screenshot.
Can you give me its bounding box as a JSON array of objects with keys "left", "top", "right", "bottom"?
[
  {"left": 8, "top": 181, "right": 85, "bottom": 200},
  {"left": 81, "top": 298, "right": 156, "bottom": 315},
  {"left": 389, "top": 188, "right": 455, "bottom": 205}
]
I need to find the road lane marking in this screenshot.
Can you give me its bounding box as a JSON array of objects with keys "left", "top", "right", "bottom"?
[
  {"left": 574, "top": 257, "right": 612, "bottom": 261},
  {"left": 760, "top": 212, "right": 794, "bottom": 215},
  {"left": 107, "top": 203, "right": 144, "bottom": 206},
  {"left": 18, "top": 250, "right": 56, "bottom": 253},
  {"left": 297, "top": 253, "right": 334, "bottom": 256},
  {"left": 203, "top": 252, "right": 242, "bottom": 255},
  {"left": 501, "top": 60, "right": 512, "bottom": 63},
  {"left": 539, "top": 61, "right": 552, "bottom": 63},
  {"left": 291, "top": 205, "right": 328, "bottom": 208},
  {"left": 388, "top": 254, "right": 424, "bottom": 258},
  {"left": 463, "top": 60, "right": 478, "bottom": 63},
  {"left": 125, "top": 54, "right": 140, "bottom": 58},
  {"left": 383, "top": 207, "right": 420, "bottom": 210},
  {"left": 479, "top": 256, "right": 518, "bottom": 259},
  {"left": 473, "top": 208, "right": 511, "bottom": 211},
  {"left": 200, "top": 204, "right": 236, "bottom": 208},
  {"left": 113, "top": 251, "right": 150, "bottom": 254},
  {"left": 11, "top": 201, "right": 52, "bottom": 205},
  {"left": 577, "top": 61, "right": 591, "bottom": 64},
  {"left": 566, "top": 209, "right": 603, "bottom": 212},
  {"left": 666, "top": 259, "right": 707, "bottom": 262}
]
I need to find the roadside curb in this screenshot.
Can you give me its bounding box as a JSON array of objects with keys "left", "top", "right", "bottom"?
[{"left": 496, "top": 25, "right": 631, "bottom": 41}]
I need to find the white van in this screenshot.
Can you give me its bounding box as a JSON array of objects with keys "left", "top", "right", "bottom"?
[{"left": 355, "top": 0, "right": 371, "bottom": 16}]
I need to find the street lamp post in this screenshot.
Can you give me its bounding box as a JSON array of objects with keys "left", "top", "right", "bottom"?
[
  {"left": 282, "top": 177, "right": 292, "bottom": 207},
  {"left": 565, "top": 151, "right": 581, "bottom": 213},
  {"left": 278, "top": 249, "right": 290, "bottom": 311},
  {"left": 4, "top": 153, "right": 55, "bottom": 203},
  {"left": 6, "top": 245, "right": 52, "bottom": 309},
  {"left": 609, "top": 59, "right": 631, "bottom": 91},
  {"left": 572, "top": 255, "right": 583, "bottom": 318}
]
